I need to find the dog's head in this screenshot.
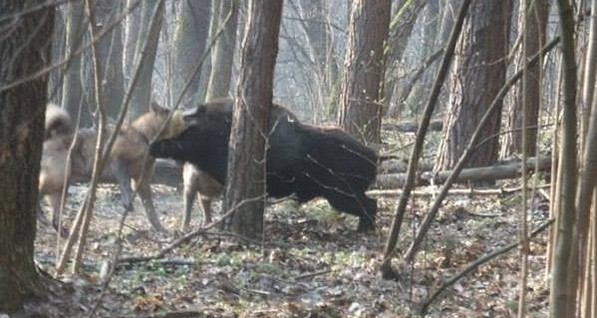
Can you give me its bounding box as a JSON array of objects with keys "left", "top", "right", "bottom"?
[{"left": 147, "top": 101, "right": 187, "bottom": 140}]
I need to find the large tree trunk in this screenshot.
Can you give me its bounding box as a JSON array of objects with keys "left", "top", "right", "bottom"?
[
  {"left": 223, "top": 0, "right": 283, "bottom": 239},
  {"left": 0, "top": 1, "right": 53, "bottom": 312},
  {"left": 435, "top": 1, "right": 512, "bottom": 171},
  {"left": 205, "top": 0, "right": 239, "bottom": 102},
  {"left": 501, "top": 0, "right": 550, "bottom": 158},
  {"left": 62, "top": 1, "right": 92, "bottom": 126},
  {"left": 126, "top": 0, "right": 163, "bottom": 119},
  {"left": 172, "top": 0, "right": 211, "bottom": 106},
  {"left": 338, "top": 0, "right": 391, "bottom": 147}
]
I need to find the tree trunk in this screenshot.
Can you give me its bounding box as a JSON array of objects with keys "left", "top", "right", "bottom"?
[
  {"left": 62, "top": 1, "right": 92, "bottom": 126},
  {"left": 550, "top": 0, "right": 579, "bottom": 316},
  {"left": 127, "top": 0, "right": 164, "bottom": 119},
  {"left": 338, "top": 0, "right": 391, "bottom": 147},
  {"left": 402, "top": 0, "right": 441, "bottom": 115},
  {"left": 435, "top": 1, "right": 512, "bottom": 171},
  {"left": 223, "top": 0, "right": 283, "bottom": 239},
  {"left": 582, "top": 0, "right": 597, "bottom": 134},
  {"left": 48, "top": 8, "right": 65, "bottom": 103},
  {"left": 205, "top": 0, "right": 239, "bottom": 101},
  {"left": 0, "top": 1, "right": 53, "bottom": 312},
  {"left": 84, "top": 0, "right": 125, "bottom": 119},
  {"left": 123, "top": 0, "right": 141, "bottom": 89},
  {"left": 501, "top": 0, "right": 549, "bottom": 157},
  {"left": 385, "top": 0, "right": 426, "bottom": 103},
  {"left": 172, "top": 0, "right": 211, "bottom": 106},
  {"left": 291, "top": 0, "right": 339, "bottom": 123}
]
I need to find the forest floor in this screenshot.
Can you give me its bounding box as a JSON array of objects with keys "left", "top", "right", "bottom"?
[{"left": 32, "top": 178, "right": 551, "bottom": 318}]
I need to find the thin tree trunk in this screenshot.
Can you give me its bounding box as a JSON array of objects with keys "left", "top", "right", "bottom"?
[
  {"left": 572, "top": 4, "right": 597, "bottom": 316},
  {"left": 49, "top": 9, "right": 65, "bottom": 103},
  {"left": 0, "top": 1, "right": 53, "bottom": 311},
  {"left": 380, "top": 0, "right": 474, "bottom": 280},
  {"left": 62, "top": 1, "right": 92, "bottom": 126},
  {"left": 205, "top": 0, "right": 239, "bottom": 101},
  {"left": 517, "top": 1, "right": 531, "bottom": 315},
  {"left": 128, "top": 0, "right": 163, "bottom": 119},
  {"left": 501, "top": 0, "right": 549, "bottom": 158},
  {"left": 550, "top": 0, "right": 578, "bottom": 316},
  {"left": 223, "top": 0, "right": 283, "bottom": 239},
  {"left": 384, "top": 0, "right": 426, "bottom": 115},
  {"left": 97, "top": 0, "right": 125, "bottom": 118},
  {"left": 84, "top": 0, "right": 125, "bottom": 119},
  {"left": 172, "top": 0, "right": 211, "bottom": 106},
  {"left": 123, "top": 0, "right": 141, "bottom": 88}
]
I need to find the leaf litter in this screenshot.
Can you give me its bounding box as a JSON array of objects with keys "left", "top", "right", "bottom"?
[{"left": 33, "top": 179, "right": 550, "bottom": 317}]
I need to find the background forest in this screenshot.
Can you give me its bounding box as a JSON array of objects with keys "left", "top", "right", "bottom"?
[{"left": 0, "top": 0, "right": 595, "bottom": 317}]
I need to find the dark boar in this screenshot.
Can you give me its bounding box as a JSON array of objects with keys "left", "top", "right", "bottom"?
[{"left": 150, "top": 100, "right": 378, "bottom": 232}]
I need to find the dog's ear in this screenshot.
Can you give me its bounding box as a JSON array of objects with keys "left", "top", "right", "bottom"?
[{"left": 150, "top": 101, "right": 170, "bottom": 116}]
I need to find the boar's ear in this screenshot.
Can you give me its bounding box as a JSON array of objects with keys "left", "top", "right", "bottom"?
[{"left": 150, "top": 101, "right": 170, "bottom": 116}]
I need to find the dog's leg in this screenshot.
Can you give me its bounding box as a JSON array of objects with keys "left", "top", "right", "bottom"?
[
  {"left": 182, "top": 163, "right": 199, "bottom": 232},
  {"left": 48, "top": 192, "right": 69, "bottom": 238},
  {"left": 182, "top": 183, "right": 197, "bottom": 232},
  {"left": 133, "top": 160, "right": 168, "bottom": 233},
  {"left": 36, "top": 201, "right": 51, "bottom": 227},
  {"left": 137, "top": 180, "right": 168, "bottom": 233},
  {"left": 112, "top": 159, "right": 134, "bottom": 212},
  {"left": 198, "top": 195, "right": 213, "bottom": 227}
]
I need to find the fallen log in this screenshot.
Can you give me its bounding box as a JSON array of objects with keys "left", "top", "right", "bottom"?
[
  {"left": 374, "top": 156, "right": 551, "bottom": 189},
  {"left": 378, "top": 158, "right": 435, "bottom": 174},
  {"left": 367, "top": 184, "right": 551, "bottom": 197},
  {"left": 383, "top": 120, "right": 444, "bottom": 133}
]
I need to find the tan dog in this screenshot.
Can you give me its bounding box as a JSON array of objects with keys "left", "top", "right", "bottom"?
[
  {"left": 39, "top": 102, "right": 186, "bottom": 234},
  {"left": 181, "top": 163, "right": 222, "bottom": 231}
]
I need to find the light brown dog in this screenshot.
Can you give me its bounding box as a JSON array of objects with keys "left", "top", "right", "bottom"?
[
  {"left": 181, "top": 163, "right": 222, "bottom": 231},
  {"left": 39, "top": 102, "right": 186, "bottom": 234}
]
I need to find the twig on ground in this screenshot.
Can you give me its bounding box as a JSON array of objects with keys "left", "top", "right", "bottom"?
[
  {"left": 420, "top": 219, "right": 554, "bottom": 315},
  {"left": 293, "top": 269, "right": 332, "bottom": 281}
]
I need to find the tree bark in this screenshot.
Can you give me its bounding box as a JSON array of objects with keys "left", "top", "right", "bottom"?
[
  {"left": 83, "top": 0, "right": 125, "bottom": 119},
  {"left": 172, "top": 0, "right": 212, "bottom": 106},
  {"left": 62, "top": 1, "right": 92, "bottom": 126},
  {"left": 123, "top": 0, "right": 141, "bottom": 89},
  {"left": 48, "top": 9, "right": 65, "bottom": 103},
  {"left": 223, "top": 0, "right": 283, "bottom": 239},
  {"left": 127, "top": 0, "right": 164, "bottom": 119},
  {"left": 338, "top": 0, "right": 391, "bottom": 147},
  {"left": 550, "top": 0, "right": 578, "bottom": 316},
  {"left": 291, "top": 0, "right": 339, "bottom": 123},
  {"left": 0, "top": 1, "right": 53, "bottom": 312},
  {"left": 435, "top": 1, "right": 512, "bottom": 171},
  {"left": 205, "top": 0, "right": 239, "bottom": 102},
  {"left": 501, "top": 0, "right": 550, "bottom": 157}
]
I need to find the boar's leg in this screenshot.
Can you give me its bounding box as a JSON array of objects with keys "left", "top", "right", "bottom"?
[{"left": 324, "top": 190, "right": 377, "bottom": 233}]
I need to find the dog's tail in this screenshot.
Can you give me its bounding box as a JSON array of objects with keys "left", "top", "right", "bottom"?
[{"left": 45, "top": 103, "right": 72, "bottom": 139}]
